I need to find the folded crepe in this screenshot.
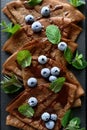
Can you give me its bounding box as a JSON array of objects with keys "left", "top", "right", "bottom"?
[
  {"left": 6, "top": 82, "right": 77, "bottom": 130},
  {"left": 2, "top": 17, "right": 82, "bottom": 54},
  {"left": 2, "top": 39, "right": 84, "bottom": 100},
  {"left": 21, "top": 56, "right": 83, "bottom": 106},
  {"left": 6, "top": 95, "right": 82, "bottom": 129},
  {"left": 2, "top": 0, "right": 85, "bottom": 26},
  {"left": 2, "top": 38, "right": 77, "bottom": 78},
  {"left": 5, "top": 95, "right": 81, "bottom": 130}
]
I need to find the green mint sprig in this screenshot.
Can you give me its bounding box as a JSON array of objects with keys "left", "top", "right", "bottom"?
[
  {"left": 61, "top": 109, "right": 86, "bottom": 130},
  {"left": 0, "top": 21, "right": 21, "bottom": 35},
  {"left": 64, "top": 48, "right": 87, "bottom": 70},
  {"left": 49, "top": 77, "right": 66, "bottom": 93},
  {"left": 28, "top": 0, "right": 42, "bottom": 6},
  {"left": 72, "top": 51, "right": 87, "bottom": 69},
  {"left": 17, "top": 50, "right": 32, "bottom": 68},
  {"left": 1, "top": 75, "right": 22, "bottom": 94},
  {"left": 69, "top": 0, "right": 85, "bottom": 7},
  {"left": 66, "top": 117, "right": 86, "bottom": 130},
  {"left": 18, "top": 104, "right": 35, "bottom": 118},
  {"left": 46, "top": 25, "right": 61, "bottom": 44}
]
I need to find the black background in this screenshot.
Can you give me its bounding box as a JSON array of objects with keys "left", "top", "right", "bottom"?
[{"left": 0, "top": 0, "right": 87, "bottom": 130}]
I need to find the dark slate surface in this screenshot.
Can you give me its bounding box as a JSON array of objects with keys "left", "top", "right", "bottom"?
[{"left": 1, "top": 0, "right": 87, "bottom": 130}]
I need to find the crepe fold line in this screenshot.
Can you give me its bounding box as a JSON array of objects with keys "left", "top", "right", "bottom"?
[
  {"left": 2, "top": 0, "right": 85, "bottom": 26},
  {"left": 6, "top": 82, "right": 77, "bottom": 130},
  {"left": 2, "top": 16, "right": 82, "bottom": 54}
]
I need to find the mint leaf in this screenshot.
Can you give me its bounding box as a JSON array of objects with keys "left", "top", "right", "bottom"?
[
  {"left": 49, "top": 77, "right": 65, "bottom": 93},
  {"left": 72, "top": 51, "right": 87, "bottom": 70},
  {"left": 18, "top": 104, "right": 35, "bottom": 118},
  {"left": 62, "top": 111, "right": 86, "bottom": 130},
  {"left": 64, "top": 47, "right": 73, "bottom": 64},
  {"left": 0, "top": 21, "right": 21, "bottom": 35},
  {"left": 17, "top": 50, "right": 32, "bottom": 68},
  {"left": 28, "top": 0, "right": 42, "bottom": 6},
  {"left": 75, "top": 51, "right": 83, "bottom": 59},
  {"left": 11, "top": 24, "right": 21, "bottom": 34},
  {"left": 61, "top": 109, "right": 72, "bottom": 128},
  {"left": 0, "top": 21, "right": 7, "bottom": 27},
  {"left": 72, "top": 59, "right": 87, "bottom": 70},
  {"left": 80, "top": 128, "right": 86, "bottom": 130},
  {"left": 69, "top": 117, "right": 81, "bottom": 126},
  {"left": 66, "top": 117, "right": 86, "bottom": 130},
  {"left": 2, "top": 85, "right": 21, "bottom": 94},
  {"left": 1, "top": 22, "right": 13, "bottom": 33},
  {"left": 69, "top": 0, "right": 85, "bottom": 7},
  {"left": 46, "top": 25, "right": 61, "bottom": 44},
  {"left": 64, "top": 50, "right": 87, "bottom": 70},
  {"left": 1, "top": 75, "right": 22, "bottom": 94}
]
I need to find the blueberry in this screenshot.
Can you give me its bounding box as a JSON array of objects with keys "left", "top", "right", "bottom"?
[
  {"left": 28, "top": 97, "right": 38, "bottom": 107},
  {"left": 38, "top": 55, "right": 48, "bottom": 64},
  {"left": 41, "top": 6, "right": 50, "bottom": 17},
  {"left": 49, "top": 75, "right": 57, "bottom": 82},
  {"left": 41, "top": 68, "right": 50, "bottom": 78},
  {"left": 50, "top": 114, "right": 57, "bottom": 121},
  {"left": 51, "top": 67, "right": 60, "bottom": 76},
  {"left": 41, "top": 112, "right": 50, "bottom": 121},
  {"left": 58, "top": 42, "right": 67, "bottom": 51},
  {"left": 45, "top": 120, "right": 55, "bottom": 129},
  {"left": 31, "top": 21, "right": 42, "bottom": 32},
  {"left": 25, "top": 14, "right": 34, "bottom": 24},
  {"left": 27, "top": 77, "right": 37, "bottom": 87}
]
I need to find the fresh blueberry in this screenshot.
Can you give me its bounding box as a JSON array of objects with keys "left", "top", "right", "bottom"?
[
  {"left": 28, "top": 97, "right": 38, "bottom": 107},
  {"left": 49, "top": 75, "right": 57, "bottom": 82},
  {"left": 51, "top": 67, "right": 60, "bottom": 76},
  {"left": 38, "top": 55, "right": 48, "bottom": 64},
  {"left": 41, "top": 68, "right": 50, "bottom": 78},
  {"left": 58, "top": 42, "right": 67, "bottom": 51},
  {"left": 25, "top": 14, "right": 34, "bottom": 24},
  {"left": 31, "top": 21, "right": 42, "bottom": 32},
  {"left": 50, "top": 114, "right": 57, "bottom": 121},
  {"left": 41, "top": 112, "right": 50, "bottom": 121},
  {"left": 41, "top": 6, "right": 50, "bottom": 17},
  {"left": 45, "top": 120, "right": 55, "bottom": 129},
  {"left": 27, "top": 77, "right": 37, "bottom": 87}
]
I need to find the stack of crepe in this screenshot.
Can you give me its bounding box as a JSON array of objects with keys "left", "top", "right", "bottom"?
[{"left": 1, "top": 0, "right": 85, "bottom": 130}]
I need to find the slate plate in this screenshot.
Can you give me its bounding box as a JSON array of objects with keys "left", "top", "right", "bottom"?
[{"left": 1, "top": 0, "right": 87, "bottom": 130}]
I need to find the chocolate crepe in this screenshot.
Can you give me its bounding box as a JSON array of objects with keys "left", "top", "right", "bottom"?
[
  {"left": 2, "top": 17, "right": 82, "bottom": 54},
  {"left": 6, "top": 82, "right": 77, "bottom": 130},
  {"left": 2, "top": 0, "right": 85, "bottom": 25}
]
